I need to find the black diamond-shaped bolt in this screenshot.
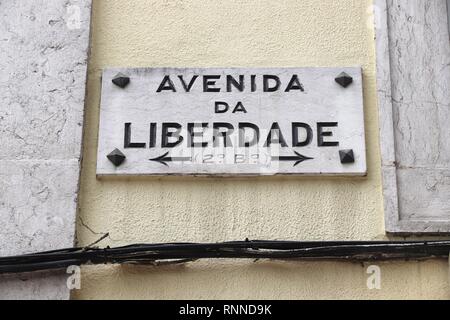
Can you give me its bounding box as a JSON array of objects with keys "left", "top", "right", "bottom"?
[
  {"left": 339, "top": 149, "right": 355, "bottom": 164},
  {"left": 335, "top": 72, "right": 353, "bottom": 88},
  {"left": 112, "top": 73, "right": 130, "bottom": 88},
  {"left": 107, "top": 148, "right": 126, "bottom": 166}
]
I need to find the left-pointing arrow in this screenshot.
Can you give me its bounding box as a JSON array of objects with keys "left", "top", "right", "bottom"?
[{"left": 149, "top": 152, "right": 192, "bottom": 167}]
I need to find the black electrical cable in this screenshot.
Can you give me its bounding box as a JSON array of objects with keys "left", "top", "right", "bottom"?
[{"left": 1, "top": 240, "right": 450, "bottom": 275}]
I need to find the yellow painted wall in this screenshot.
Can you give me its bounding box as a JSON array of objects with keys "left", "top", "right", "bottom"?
[{"left": 73, "top": 0, "right": 450, "bottom": 299}]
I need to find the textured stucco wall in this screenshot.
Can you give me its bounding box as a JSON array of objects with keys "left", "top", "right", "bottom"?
[{"left": 74, "top": 0, "right": 450, "bottom": 299}]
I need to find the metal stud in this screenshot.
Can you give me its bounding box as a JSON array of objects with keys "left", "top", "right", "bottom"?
[
  {"left": 335, "top": 72, "right": 353, "bottom": 88},
  {"left": 112, "top": 73, "right": 130, "bottom": 88},
  {"left": 339, "top": 149, "right": 355, "bottom": 164},
  {"left": 107, "top": 148, "right": 126, "bottom": 166}
]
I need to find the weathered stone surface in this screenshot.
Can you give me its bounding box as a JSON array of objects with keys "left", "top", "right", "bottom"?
[
  {"left": 376, "top": 0, "right": 450, "bottom": 233},
  {"left": 397, "top": 168, "right": 450, "bottom": 221},
  {"left": 0, "top": 271, "right": 70, "bottom": 300},
  {"left": 0, "top": 0, "right": 92, "bottom": 299},
  {"left": 97, "top": 67, "right": 366, "bottom": 176},
  {"left": 0, "top": 160, "right": 80, "bottom": 256}
]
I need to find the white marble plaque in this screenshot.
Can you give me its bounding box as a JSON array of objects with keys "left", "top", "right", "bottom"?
[{"left": 97, "top": 67, "right": 366, "bottom": 176}]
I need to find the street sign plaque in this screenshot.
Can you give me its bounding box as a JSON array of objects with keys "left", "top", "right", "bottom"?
[{"left": 97, "top": 67, "right": 366, "bottom": 176}]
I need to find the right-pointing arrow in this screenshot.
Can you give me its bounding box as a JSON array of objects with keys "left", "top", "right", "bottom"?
[{"left": 271, "top": 151, "right": 313, "bottom": 167}]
